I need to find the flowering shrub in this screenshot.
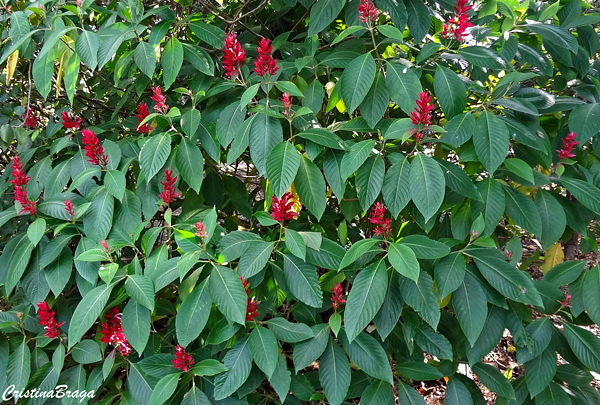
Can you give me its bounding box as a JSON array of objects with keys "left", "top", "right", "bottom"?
[{"left": 1, "top": 0, "right": 600, "bottom": 404}]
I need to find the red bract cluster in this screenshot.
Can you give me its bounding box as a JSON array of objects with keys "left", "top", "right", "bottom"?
[
  {"left": 330, "top": 283, "right": 346, "bottom": 310},
  {"left": 61, "top": 111, "right": 82, "bottom": 130},
  {"left": 82, "top": 129, "right": 109, "bottom": 167},
  {"left": 9, "top": 155, "right": 37, "bottom": 215},
  {"left": 65, "top": 199, "right": 75, "bottom": 217},
  {"left": 558, "top": 292, "right": 572, "bottom": 308},
  {"left": 369, "top": 202, "right": 392, "bottom": 238},
  {"left": 100, "top": 307, "right": 131, "bottom": 356},
  {"left": 281, "top": 93, "right": 293, "bottom": 117},
  {"left": 254, "top": 38, "right": 279, "bottom": 77},
  {"left": 23, "top": 107, "right": 38, "bottom": 129},
  {"left": 223, "top": 33, "right": 246, "bottom": 79},
  {"left": 38, "top": 302, "right": 65, "bottom": 339},
  {"left": 557, "top": 132, "right": 578, "bottom": 159},
  {"left": 270, "top": 192, "right": 298, "bottom": 221},
  {"left": 172, "top": 345, "right": 195, "bottom": 372},
  {"left": 241, "top": 276, "right": 260, "bottom": 321},
  {"left": 158, "top": 167, "right": 178, "bottom": 205},
  {"left": 411, "top": 92, "right": 433, "bottom": 126},
  {"left": 135, "top": 103, "right": 154, "bottom": 133},
  {"left": 440, "top": 0, "right": 473, "bottom": 41},
  {"left": 359, "top": 0, "right": 378, "bottom": 23},
  {"left": 151, "top": 87, "right": 169, "bottom": 114},
  {"left": 195, "top": 221, "right": 208, "bottom": 239}
]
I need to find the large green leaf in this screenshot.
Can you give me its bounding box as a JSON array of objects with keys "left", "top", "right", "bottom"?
[
  {"left": 434, "top": 65, "right": 467, "bottom": 119},
  {"left": 434, "top": 252, "right": 467, "bottom": 298},
  {"left": 405, "top": 0, "right": 430, "bottom": 42},
  {"left": 68, "top": 283, "right": 115, "bottom": 349},
  {"left": 440, "top": 112, "right": 476, "bottom": 147},
  {"left": 188, "top": 22, "right": 226, "bottom": 48},
  {"left": 282, "top": 254, "right": 323, "bottom": 308},
  {"left": 397, "top": 235, "right": 450, "bottom": 259},
  {"left": 460, "top": 46, "right": 509, "bottom": 69},
  {"left": 176, "top": 278, "right": 211, "bottom": 347},
  {"left": 373, "top": 271, "right": 404, "bottom": 340},
  {"left": 319, "top": 337, "right": 351, "bottom": 405},
  {"left": 568, "top": 103, "right": 600, "bottom": 143},
  {"left": 293, "top": 324, "right": 330, "bottom": 372},
  {"left": 249, "top": 326, "right": 278, "bottom": 378},
  {"left": 6, "top": 338, "right": 30, "bottom": 392},
  {"left": 534, "top": 190, "right": 566, "bottom": 249},
  {"left": 217, "top": 102, "right": 245, "bottom": 148},
  {"left": 445, "top": 377, "right": 473, "bottom": 405},
  {"left": 563, "top": 321, "right": 600, "bottom": 373},
  {"left": 4, "top": 233, "right": 35, "bottom": 296},
  {"left": 452, "top": 273, "right": 488, "bottom": 346},
  {"left": 473, "top": 111, "right": 509, "bottom": 174},
  {"left": 266, "top": 317, "right": 314, "bottom": 343},
  {"left": 122, "top": 299, "right": 151, "bottom": 354},
  {"left": 534, "top": 381, "right": 571, "bottom": 405},
  {"left": 559, "top": 177, "right": 600, "bottom": 215},
  {"left": 471, "top": 178, "right": 506, "bottom": 236},
  {"left": 503, "top": 187, "right": 543, "bottom": 236},
  {"left": 182, "top": 43, "right": 214, "bottom": 76},
  {"left": 517, "top": 317, "right": 553, "bottom": 363},
  {"left": 269, "top": 354, "right": 291, "bottom": 402},
  {"left": 360, "top": 73, "right": 389, "bottom": 128},
  {"left": 75, "top": 30, "right": 99, "bottom": 70},
  {"left": 397, "top": 381, "right": 427, "bottom": 405},
  {"left": 32, "top": 51, "right": 53, "bottom": 100},
  {"left": 341, "top": 53, "right": 376, "bottom": 113},
  {"left": 126, "top": 274, "right": 155, "bottom": 311},
  {"left": 542, "top": 260, "right": 585, "bottom": 287},
  {"left": 237, "top": 241, "right": 274, "bottom": 279},
  {"left": 386, "top": 62, "right": 422, "bottom": 114},
  {"left": 399, "top": 271, "right": 440, "bottom": 329},
  {"left": 340, "top": 140, "right": 375, "bottom": 182},
  {"left": 360, "top": 379, "right": 392, "bottom": 405},
  {"left": 176, "top": 138, "right": 204, "bottom": 193},
  {"left": 294, "top": 155, "right": 327, "bottom": 220},
  {"left": 471, "top": 362, "right": 515, "bottom": 399},
  {"left": 209, "top": 265, "right": 247, "bottom": 325},
  {"left": 435, "top": 159, "right": 481, "bottom": 201},
  {"left": 409, "top": 154, "right": 445, "bottom": 222},
  {"left": 340, "top": 331, "right": 393, "bottom": 383},
  {"left": 134, "top": 41, "right": 156, "bottom": 79},
  {"left": 356, "top": 155, "right": 384, "bottom": 211},
  {"left": 181, "top": 387, "right": 211, "bottom": 405},
  {"left": 213, "top": 337, "right": 252, "bottom": 400},
  {"left": 308, "top": 0, "right": 347, "bottom": 36},
  {"left": 388, "top": 242, "right": 420, "bottom": 282},
  {"left": 414, "top": 324, "right": 453, "bottom": 361},
  {"left": 583, "top": 266, "right": 600, "bottom": 325},
  {"left": 139, "top": 132, "right": 171, "bottom": 181},
  {"left": 344, "top": 260, "right": 388, "bottom": 342},
  {"left": 266, "top": 142, "right": 301, "bottom": 197},
  {"left": 524, "top": 346, "right": 557, "bottom": 398},
  {"left": 149, "top": 373, "right": 180, "bottom": 405},
  {"left": 249, "top": 113, "right": 283, "bottom": 176},
  {"left": 382, "top": 155, "right": 411, "bottom": 218}
]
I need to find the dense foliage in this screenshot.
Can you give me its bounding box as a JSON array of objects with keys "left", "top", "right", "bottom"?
[{"left": 1, "top": 0, "right": 600, "bottom": 403}]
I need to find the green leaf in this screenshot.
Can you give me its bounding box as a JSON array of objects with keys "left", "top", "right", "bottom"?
[
  {"left": 517, "top": 317, "right": 552, "bottom": 363},
  {"left": 434, "top": 252, "right": 467, "bottom": 298},
  {"left": 583, "top": 266, "right": 600, "bottom": 324},
  {"left": 266, "top": 142, "right": 301, "bottom": 197},
  {"left": 503, "top": 187, "right": 543, "bottom": 236},
  {"left": 209, "top": 265, "right": 247, "bottom": 325},
  {"left": 308, "top": 0, "right": 347, "bottom": 36},
  {"left": 134, "top": 41, "right": 156, "bottom": 78},
  {"left": 161, "top": 37, "right": 183, "bottom": 89},
  {"left": 534, "top": 381, "right": 571, "bottom": 405},
  {"left": 275, "top": 81, "right": 303, "bottom": 97},
  {"left": 249, "top": 326, "right": 278, "bottom": 378},
  {"left": 83, "top": 187, "right": 115, "bottom": 243},
  {"left": 217, "top": 231, "right": 262, "bottom": 262},
  {"left": 360, "top": 73, "right": 389, "bottom": 128},
  {"left": 543, "top": 260, "right": 585, "bottom": 287},
  {"left": 149, "top": 373, "right": 180, "bottom": 405},
  {"left": 126, "top": 275, "right": 155, "bottom": 311},
  {"left": 331, "top": 25, "right": 366, "bottom": 44},
  {"left": 32, "top": 51, "right": 53, "bottom": 100},
  {"left": 409, "top": 154, "right": 445, "bottom": 222},
  {"left": 340, "top": 331, "right": 393, "bottom": 383},
  {"left": 182, "top": 43, "right": 214, "bottom": 76},
  {"left": 188, "top": 22, "right": 226, "bottom": 48},
  {"left": 473, "top": 111, "right": 509, "bottom": 174},
  {"left": 267, "top": 317, "right": 313, "bottom": 343},
  {"left": 356, "top": 155, "right": 385, "bottom": 211},
  {"left": 72, "top": 340, "right": 102, "bottom": 364},
  {"left": 563, "top": 322, "right": 600, "bottom": 372},
  {"left": 398, "top": 235, "right": 450, "bottom": 259},
  {"left": 414, "top": 324, "right": 453, "bottom": 361},
  {"left": 68, "top": 283, "right": 114, "bottom": 349},
  {"left": 568, "top": 103, "right": 600, "bottom": 143},
  {"left": 191, "top": 359, "right": 228, "bottom": 376},
  {"left": 440, "top": 112, "right": 476, "bottom": 147},
  {"left": 452, "top": 273, "right": 488, "bottom": 346},
  {"left": 339, "top": 238, "right": 380, "bottom": 270},
  {"left": 471, "top": 362, "right": 515, "bottom": 399},
  {"left": 213, "top": 337, "right": 252, "bottom": 400},
  {"left": 405, "top": 0, "right": 430, "bottom": 42},
  {"left": 75, "top": 30, "right": 99, "bottom": 70},
  {"left": 238, "top": 241, "right": 274, "bottom": 279},
  {"left": 176, "top": 138, "right": 204, "bottom": 193},
  {"left": 181, "top": 109, "right": 202, "bottom": 138},
  {"left": 361, "top": 379, "right": 392, "bottom": 405},
  {"left": 282, "top": 254, "right": 323, "bottom": 308},
  {"left": 445, "top": 376, "right": 474, "bottom": 405},
  {"left": 465, "top": 306, "right": 506, "bottom": 365},
  {"left": 269, "top": 354, "right": 292, "bottom": 402},
  {"left": 340, "top": 140, "right": 375, "bottom": 182},
  {"left": 27, "top": 218, "right": 46, "bottom": 246},
  {"left": 460, "top": 46, "right": 509, "bottom": 69},
  {"left": 319, "top": 337, "right": 351, "bottom": 405},
  {"left": 285, "top": 228, "right": 306, "bottom": 261},
  {"left": 249, "top": 113, "right": 283, "bottom": 176},
  {"left": 104, "top": 169, "right": 126, "bottom": 201},
  {"left": 294, "top": 155, "right": 327, "bottom": 220},
  {"left": 435, "top": 159, "right": 481, "bottom": 201},
  {"left": 382, "top": 156, "right": 411, "bottom": 218},
  {"left": 397, "top": 361, "right": 444, "bottom": 380},
  {"left": 471, "top": 178, "right": 506, "bottom": 236},
  {"left": 434, "top": 65, "right": 466, "bottom": 119},
  {"left": 559, "top": 177, "right": 600, "bottom": 215},
  {"left": 397, "top": 381, "right": 427, "bottom": 405},
  {"left": 296, "top": 128, "right": 345, "bottom": 150},
  {"left": 176, "top": 278, "right": 211, "bottom": 347},
  {"left": 534, "top": 190, "right": 566, "bottom": 249},
  {"left": 7, "top": 338, "right": 30, "bottom": 392},
  {"left": 294, "top": 323, "right": 330, "bottom": 371},
  {"left": 45, "top": 247, "right": 73, "bottom": 296},
  {"left": 139, "top": 132, "right": 171, "bottom": 181},
  {"left": 524, "top": 346, "right": 557, "bottom": 397},
  {"left": 122, "top": 299, "right": 151, "bottom": 354},
  {"left": 181, "top": 387, "right": 211, "bottom": 405},
  {"left": 399, "top": 271, "right": 440, "bottom": 329},
  {"left": 341, "top": 53, "right": 376, "bottom": 113},
  {"left": 388, "top": 243, "right": 420, "bottom": 282},
  {"left": 386, "top": 62, "right": 422, "bottom": 114}
]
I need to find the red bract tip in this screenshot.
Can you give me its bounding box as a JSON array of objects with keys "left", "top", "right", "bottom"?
[
  {"left": 240, "top": 277, "right": 260, "bottom": 321},
  {"left": 61, "top": 111, "right": 82, "bottom": 130},
  {"left": 65, "top": 199, "right": 75, "bottom": 217},
  {"left": 557, "top": 132, "right": 579, "bottom": 160},
  {"left": 223, "top": 33, "right": 246, "bottom": 79},
  {"left": 369, "top": 202, "right": 392, "bottom": 238},
  {"left": 38, "top": 301, "right": 65, "bottom": 339},
  {"left": 254, "top": 38, "right": 279, "bottom": 77},
  {"left": 158, "top": 167, "right": 178, "bottom": 205},
  {"left": 557, "top": 292, "right": 572, "bottom": 308},
  {"left": 23, "top": 107, "right": 39, "bottom": 129},
  {"left": 281, "top": 93, "right": 294, "bottom": 117},
  {"left": 440, "top": 0, "right": 473, "bottom": 41},
  {"left": 172, "top": 345, "right": 195, "bottom": 372},
  {"left": 270, "top": 192, "right": 298, "bottom": 221},
  {"left": 195, "top": 221, "right": 208, "bottom": 239},
  {"left": 331, "top": 283, "right": 346, "bottom": 310},
  {"left": 151, "top": 87, "right": 169, "bottom": 114},
  {"left": 135, "top": 103, "right": 154, "bottom": 133},
  {"left": 359, "top": 0, "right": 378, "bottom": 23},
  {"left": 82, "top": 129, "right": 109, "bottom": 167},
  {"left": 9, "top": 155, "right": 37, "bottom": 215},
  {"left": 100, "top": 307, "right": 131, "bottom": 356}
]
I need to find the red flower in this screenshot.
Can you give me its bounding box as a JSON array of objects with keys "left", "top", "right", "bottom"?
[
  {"left": 411, "top": 91, "right": 434, "bottom": 126},
  {"left": 281, "top": 93, "right": 294, "bottom": 117},
  {"left": 195, "top": 221, "right": 208, "bottom": 239},
  {"left": 151, "top": 87, "right": 169, "bottom": 114},
  {"left": 270, "top": 192, "right": 298, "bottom": 221},
  {"left": 557, "top": 132, "right": 578, "bottom": 160},
  {"left": 254, "top": 38, "right": 279, "bottom": 77},
  {"left": 557, "top": 292, "right": 572, "bottom": 308},
  {"left": 440, "top": 0, "right": 473, "bottom": 41},
  {"left": 331, "top": 283, "right": 346, "bottom": 310},
  {"left": 65, "top": 199, "right": 75, "bottom": 217},
  {"left": 82, "top": 129, "right": 109, "bottom": 167},
  {"left": 61, "top": 111, "right": 82, "bottom": 130},
  {"left": 222, "top": 33, "right": 246, "bottom": 79},
  {"left": 100, "top": 239, "right": 109, "bottom": 252},
  {"left": 359, "top": 0, "right": 378, "bottom": 23},
  {"left": 172, "top": 345, "right": 195, "bottom": 372},
  {"left": 241, "top": 276, "right": 260, "bottom": 321},
  {"left": 134, "top": 103, "right": 154, "bottom": 133},
  {"left": 158, "top": 167, "right": 178, "bottom": 205},
  {"left": 9, "top": 155, "right": 37, "bottom": 215},
  {"left": 38, "top": 301, "right": 65, "bottom": 339},
  {"left": 23, "top": 107, "right": 38, "bottom": 129},
  {"left": 100, "top": 307, "right": 132, "bottom": 356},
  {"left": 369, "top": 202, "right": 392, "bottom": 238}
]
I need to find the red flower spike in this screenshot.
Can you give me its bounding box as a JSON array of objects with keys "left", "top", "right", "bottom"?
[
  {"left": 411, "top": 92, "right": 434, "bottom": 126},
  {"left": 135, "top": 103, "right": 154, "bottom": 133},
  {"left": 557, "top": 132, "right": 579, "bottom": 160},
  {"left": 172, "top": 345, "right": 195, "bottom": 372},
  {"left": 9, "top": 155, "right": 37, "bottom": 215},
  {"left": 65, "top": 199, "right": 75, "bottom": 217},
  {"left": 358, "top": 0, "right": 378, "bottom": 23},
  {"left": 99, "top": 307, "right": 132, "bottom": 356},
  {"left": 158, "top": 167, "right": 178, "bottom": 205},
  {"left": 38, "top": 301, "right": 65, "bottom": 339},
  {"left": 61, "top": 111, "right": 82, "bottom": 130},
  {"left": 82, "top": 129, "right": 109, "bottom": 167},
  {"left": 557, "top": 292, "right": 572, "bottom": 308},
  {"left": 150, "top": 87, "right": 169, "bottom": 114},
  {"left": 440, "top": 0, "right": 473, "bottom": 41},
  {"left": 222, "top": 33, "right": 246, "bottom": 79},
  {"left": 281, "top": 93, "right": 294, "bottom": 117},
  {"left": 195, "top": 221, "right": 208, "bottom": 239},
  {"left": 254, "top": 38, "right": 279, "bottom": 77},
  {"left": 240, "top": 277, "right": 260, "bottom": 321},
  {"left": 270, "top": 192, "right": 298, "bottom": 221},
  {"left": 23, "top": 107, "right": 39, "bottom": 129},
  {"left": 331, "top": 283, "right": 346, "bottom": 310},
  {"left": 369, "top": 202, "right": 392, "bottom": 238}
]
